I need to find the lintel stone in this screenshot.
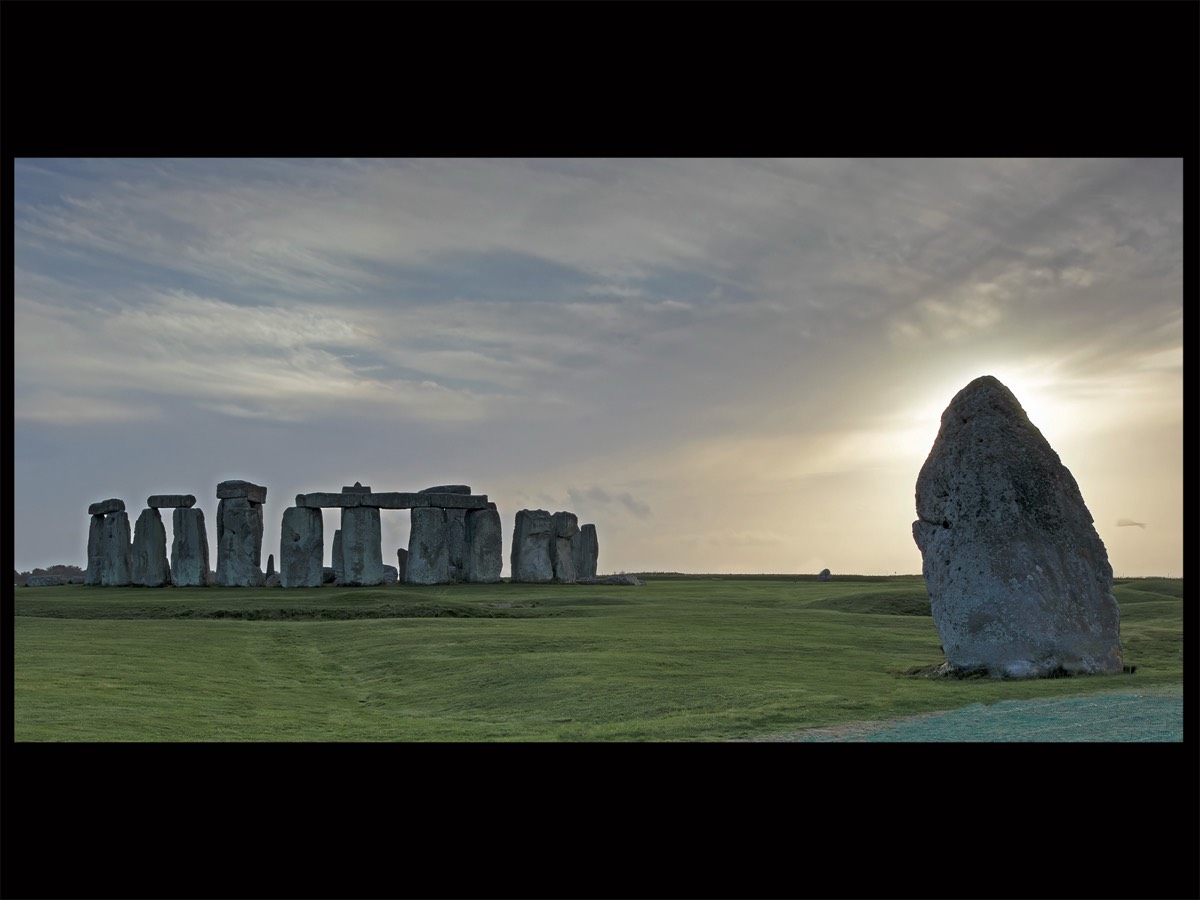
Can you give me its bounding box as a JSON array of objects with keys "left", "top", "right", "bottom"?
[
  {"left": 216, "top": 480, "right": 267, "bottom": 503},
  {"left": 148, "top": 494, "right": 197, "bottom": 509},
  {"left": 88, "top": 498, "right": 126, "bottom": 516}
]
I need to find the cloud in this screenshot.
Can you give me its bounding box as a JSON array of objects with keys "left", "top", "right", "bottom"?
[
  {"left": 1116, "top": 519, "right": 1146, "bottom": 528},
  {"left": 566, "top": 485, "right": 652, "bottom": 519}
]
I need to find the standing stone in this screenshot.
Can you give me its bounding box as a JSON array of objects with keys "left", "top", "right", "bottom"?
[
  {"left": 510, "top": 509, "right": 555, "bottom": 583},
  {"left": 85, "top": 514, "right": 105, "bottom": 585},
  {"left": 818, "top": 569, "right": 832, "bottom": 582},
  {"left": 130, "top": 508, "right": 171, "bottom": 587},
  {"left": 215, "top": 493, "right": 266, "bottom": 587},
  {"left": 464, "top": 507, "right": 503, "bottom": 583},
  {"left": 100, "top": 511, "right": 132, "bottom": 586},
  {"left": 332, "top": 529, "right": 344, "bottom": 584},
  {"left": 407, "top": 507, "right": 450, "bottom": 585},
  {"left": 422, "top": 482, "right": 468, "bottom": 580},
  {"left": 171, "top": 507, "right": 210, "bottom": 587},
  {"left": 551, "top": 511, "right": 580, "bottom": 583},
  {"left": 340, "top": 506, "right": 385, "bottom": 586},
  {"left": 396, "top": 548, "right": 408, "bottom": 583},
  {"left": 571, "top": 524, "right": 599, "bottom": 581},
  {"left": 380, "top": 565, "right": 398, "bottom": 584},
  {"left": 266, "top": 554, "right": 275, "bottom": 579},
  {"left": 912, "top": 375, "right": 1123, "bottom": 679},
  {"left": 280, "top": 506, "right": 324, "bottom": 588},
  {"left": 445, "top": 508, "right": 467, "bottom": 582}
]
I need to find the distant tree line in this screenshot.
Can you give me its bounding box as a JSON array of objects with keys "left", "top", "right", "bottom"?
[{"left": 13, "top": 565, "right": 84, "bottom": 586}]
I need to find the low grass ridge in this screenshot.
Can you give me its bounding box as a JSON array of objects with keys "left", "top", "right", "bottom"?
[{"left": 13, "top": 574, "right": 1183, "bottom": 742}]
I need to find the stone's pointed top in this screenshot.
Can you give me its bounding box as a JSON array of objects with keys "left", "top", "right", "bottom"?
[
  {"left": 88, "top": 498, "right": 125, "bottom": 516},
  {"left": 944, "top": 375, "right": 1031, "bottom": 424}
]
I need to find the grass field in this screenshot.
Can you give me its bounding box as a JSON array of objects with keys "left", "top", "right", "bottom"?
[{"left": 11, "top": 574, "right": 1184, "bottom": 742}]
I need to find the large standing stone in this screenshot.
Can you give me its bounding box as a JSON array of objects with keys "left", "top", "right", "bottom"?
[
  {"left": 100, "top": 511, "right": 132, "bottom": 586},
  {"left": 571, "top": 523, "right": 599, "bottom": 581},
  {"left": 85, "top": 514, "right": 105, "bottom": 585},
  {"left": 280, "top": 506, "right": 324, "bottom": 588},
  {"left": 407, "top": 507, "right": 450, "bottom": 585},
  {"left": 332, "top": 529, "right": 344, "bottom": 584},
  {"left": 215, "top": 495, "right": 265, "bottom": 587},
  {"left": 551, "top": 512, "right": 580, "bottom": 583},
  {"left": 912, "top": 375, "right": 1123, "bottom": 679},
  {"left": 510, "top": 509, "right": 555, "bottom": 583},
  {"left": 130, "top": 508, "right": 171, "bottom": 587},
  {"left": 445, "top": 508, "right": 467, "bottom": 582},
  {"left": 340, "top": 506, "right": 385, "bottom": 586},
  {"left": 171, "top": 507, "right": 210, "bottom": 587},
  {"left": 464, "top": 507, "right": 503, "bottom": 583}
]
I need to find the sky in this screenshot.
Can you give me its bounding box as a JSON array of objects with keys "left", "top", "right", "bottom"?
[{"left": 11, "top": 158, "right": 1184, "bottom": 579}]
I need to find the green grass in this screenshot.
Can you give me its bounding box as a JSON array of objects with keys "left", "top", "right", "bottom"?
[{"left": 12, "top": 574, "right": 1184, "bottom": 741}]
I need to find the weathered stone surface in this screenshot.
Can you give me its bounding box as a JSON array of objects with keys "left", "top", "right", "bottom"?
[
  {"left": 380, "top": 565, "right": 398, "bottom": 584},
  {"left": 420, "top": 484, "right": 471, "bottom": 495},
  {"left": 299, "top": 492, "right": 362, "bottom": 508},
  {"left": 464, "top": 507, "right": 503, "bottom": 583},
  {"left": 551, "top": 511, "right": 580, "bottom": 583},
  {"left": 294, "top": 491, "right": 488, "bottom": 510},
  {"left": 343, "top": 482, "right": 371, "bottom": 493},
  {"left": 511, "top": 509, "right": 555, "bottom": 583},
  {"left": 818, "top": 569, "right": 831, "bottom": 582},
  {"left": 100, "top": 511, "right": 132, "bottom": 586},
  {"left": 264, "top": 573, "right": 281, "bottom": 587},
  {"left": 332, "top": 530, "right": 344, "bottom": 584},
  {"left": 85, "top": 514, "right": 105, "bottom": 585},
  {"left": 280, "top": 506, "right": 324, "bottom": 588},
  {"left": 407, "top": 507, "right": 449, "bottom": 585},
  {"left": 424, "top": 492, "right": 489, "bottom": 510},
  {"left": 297, "top": 491, "right": 427, "bottom": 509},
  {"left": 147, "top": 494, "right": 196, "bottom": 509},
  {"left": 216, "top": 480, "right": 267, "bottom": 503},
  {"left": 69, "top": 575, "right": 84, "bottom": 584},
  {"left": 571, "top": 524, "right": 599, "bottom": 581},
  {"left": 445, "top": 508, "right": 467, "bottom": 581},
  {"left": 396, "top": 548, "right": 409, "bottom": 582},
  {"left": 171, "top": 508, "right": 210, "bottom": 587},
  {"left": 88, "top": 498, "right": 125, "bottom": 516},
  {"left": 340, "top": 506, "right": 385, "bottom": 586},
  {"left": 215, "top": 497, "right": 264, "bottom": 587},
  {"left": 912, "top": 375, "right": 1123, "bottom": 679},
  {"left": 322, "top": 566, "right": 336, "bottom": 584},
  {"left": 26, "top": 575, "right": 66, "bottom": 587},
  {"left": 131, "top": 508, "right": 171, "bottom": 587}
]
